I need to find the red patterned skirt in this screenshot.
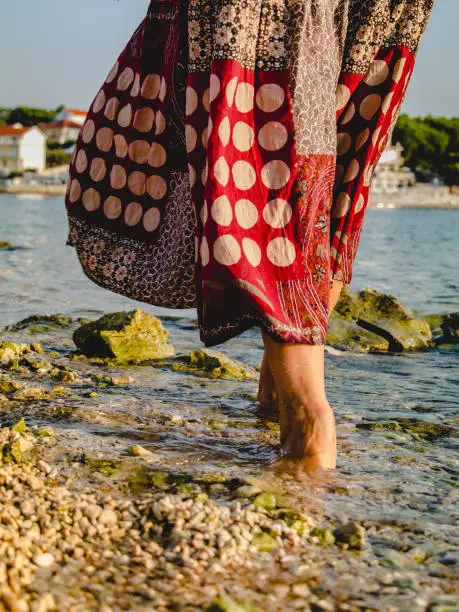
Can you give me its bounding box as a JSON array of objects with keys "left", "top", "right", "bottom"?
[{"left": 65, "top": 0, "right": 433, "bottom": 346}]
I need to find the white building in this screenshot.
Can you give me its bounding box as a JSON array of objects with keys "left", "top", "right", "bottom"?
[
  {"left": 371, "top": 141, "right": 416, "bottom": 195},
  {"left": 53, "top": 107, "right": 87, "bottom": 126},
  {"left": 38, "top": 120, "right": 81, "bottom": 144},
  {"left": 0, "top": 124, "right": 46, "bottom": 173}
]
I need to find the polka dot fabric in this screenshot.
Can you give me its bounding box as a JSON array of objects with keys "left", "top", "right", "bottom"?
[{"left": 65, "top": 0, "right": 433, "bottom": 346}]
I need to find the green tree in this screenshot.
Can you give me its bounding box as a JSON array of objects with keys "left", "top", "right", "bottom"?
[{"left": 393, "top": 115, "right": 459, "bottom": 186}]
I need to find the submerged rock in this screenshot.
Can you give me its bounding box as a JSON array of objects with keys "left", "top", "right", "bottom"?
[
  {"left": 173, "top": 349, "right": 256, "bottom": 379},
  {"left": 333, "top": 521, "right": 366, "bottom": 550},
  {"left": 73, "top": 309, "right": 174, "bottom": 362},
  {"left": 357, "top": 417, "right": 457, "bottom": 441},
  {"left": 333, "top": 288, "right": 433, "bottom": 351},
  {"left": 4, "top": 313, "right": 90, "bottom": 333},
  {"left": 441, "top": 313, "right": 459, "bottom": 341}
]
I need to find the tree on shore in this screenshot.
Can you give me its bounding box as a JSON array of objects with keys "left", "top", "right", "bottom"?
[
  {"left": 4, "top": 105, "right": 65, "bottom": 127},
  {"left": 393, "top": 115, "right": 459, "bottom": 187}
]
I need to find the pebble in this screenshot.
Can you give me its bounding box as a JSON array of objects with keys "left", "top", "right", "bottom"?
[{"left": 32, "top": 553, "right": 55, "bottom": 568}]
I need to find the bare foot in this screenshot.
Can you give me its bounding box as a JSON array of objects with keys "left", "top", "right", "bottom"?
[{"left": 279, "top": 397, "right": 336, "bottom": 472}]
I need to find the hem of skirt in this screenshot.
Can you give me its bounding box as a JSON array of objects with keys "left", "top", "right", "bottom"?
[{"left": 200, "top": 313, "right": 326, "bottom": 347}]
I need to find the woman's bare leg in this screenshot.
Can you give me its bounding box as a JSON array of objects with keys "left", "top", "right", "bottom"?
[
  {"left": 257, "top": 280, "right": 344, "bottom": 413},
  {"left": 263, "top": 335, "right": 336, "bottom": 471}
]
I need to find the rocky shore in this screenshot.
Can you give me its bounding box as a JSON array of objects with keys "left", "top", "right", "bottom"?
[{"left": 0, "top": 291, "right": 458, "bottom": 611}]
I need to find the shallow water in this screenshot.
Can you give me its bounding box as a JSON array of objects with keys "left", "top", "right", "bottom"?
[{"left": 1, "top": 195, "right": 458, "bottom": 561}]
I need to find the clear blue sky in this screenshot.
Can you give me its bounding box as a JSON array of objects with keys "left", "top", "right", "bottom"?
[{"left": 1, "top": 0, "right": 457, "bottom": 117}]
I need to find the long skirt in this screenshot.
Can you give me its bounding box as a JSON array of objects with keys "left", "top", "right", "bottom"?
[{"left": 65, "top": 0, "right": 433, "bottom": 346}]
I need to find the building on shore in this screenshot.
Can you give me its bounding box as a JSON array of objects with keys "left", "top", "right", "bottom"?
[
  {"left": 371, "top": 141, "right": 416, "bottom": 195},
  {"left": 0, "top": 124, "right": 46, "bottom": 173},
  {"left": 38, "top": 120, "right": 81, "bottom": 145},
  {"left": 53, "top": 107, "right": 87, "bottom": 126}
]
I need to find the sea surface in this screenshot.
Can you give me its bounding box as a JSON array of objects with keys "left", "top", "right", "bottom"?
[{"left": 0, "top": 194, "right": 458, "bottom": 564}]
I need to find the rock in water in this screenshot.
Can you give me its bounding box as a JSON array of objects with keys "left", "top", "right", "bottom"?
[
  {"left": 334, "top": 288, "right": 433, "bottom": 351},
  {"left": 173, "top": 349, "right": 256, "bottom": 379},
  {"left": 333, "top": 521, "right": 366, "bottom": 550},
  {"left": 0, "top": 241, "right": 12, "bottom": 249},
  {"left": 73, "top": 309, "right": 174, "bottom": 362},
  {"left": 327, "top": 313, "right": 389, "bottom": 352},
  {"left": 441, "top": 313, "right": 459, "bottom": 341}
]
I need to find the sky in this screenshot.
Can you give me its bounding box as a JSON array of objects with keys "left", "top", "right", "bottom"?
[{"left": 0, "top": 0, "right": 457, "bottom": 117}]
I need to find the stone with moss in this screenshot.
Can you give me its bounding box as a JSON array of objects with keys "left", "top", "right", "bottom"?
[
  {"left": 5, "top": 314, "right": 90, "bottom": 333},
  {"left": 0, "top": 374, "right": 21, "bottom": 394},
  {"left": 172, "top": 349, "right": 256, "bottom": 379},
  {"left": 208, "top": 594, "right": 258, "bottom": 612},
  {"left": 34, "top": 426, "right": 56, "bottom": 438},
  {"left": 11, "top": 418, "right": 27, "bottom": 433},
  {"left": 150, "top": 470, "right": 171, "bottom": 489},
  {"left": 252, "top": 532, "right": 278, "bottom": 552},
  {"left": 333, "top": 521, "right": 365, "bottom": 550},
  {"left": 2, "top": 439, "right": 23, "bottom": 464},
  {"left": 73, "top": 309, "right": 174, "bottom": 362},
  {"left": 357, "top": 417, "right": 457, "bottom": 441},
  {"left": 310, "top": 526, "right": 336, "bottom": 545},
  {"left": 11, "top": 387, "right": 52, "bottom": 402},
  {"left": 81, "top": 455, "right": 120, "bottom": 476},
  {"left": 0, "top": 340, "right": 30, "bottom": 355},
  {"left": 253, "top": 493, "right": 277, "bottom": 511},
  {"left": 0, "top": 241, "right": 12, "bottom": 249},
  {"left": 334, "top": 287, "right": 433, "bottom": 351}
]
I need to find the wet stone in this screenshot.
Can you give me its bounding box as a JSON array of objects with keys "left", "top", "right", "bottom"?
[
  {"left": 172, "top": 349, "right": 257, "bottom": 379},
  {"left": 333, "top": 522, "right": 366, "bottom": 550},
  {"left": 73, "top": 309, "right": 174, "bottom": 362}
]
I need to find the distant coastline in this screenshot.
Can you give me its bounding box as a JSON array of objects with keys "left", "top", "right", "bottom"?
[{"left": 1, "top": 183, "right": 459, "bottom": 208}]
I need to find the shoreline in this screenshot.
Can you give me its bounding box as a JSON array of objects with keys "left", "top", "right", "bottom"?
[{"left": 0, "top": 186, "right": 458, "bottom": 209}]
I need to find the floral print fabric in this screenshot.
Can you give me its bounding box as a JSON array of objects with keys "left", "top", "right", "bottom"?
[{"left": 65, "top": 0, "right": 433, "bottom": 345}]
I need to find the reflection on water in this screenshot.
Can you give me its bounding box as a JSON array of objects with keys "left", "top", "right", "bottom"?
[{"left": 1, "top": 195, "right": 458, "bottom": 546}]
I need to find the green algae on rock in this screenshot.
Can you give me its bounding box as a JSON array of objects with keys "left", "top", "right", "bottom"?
[
  {"left": 11, "top": 418, "right": 27, "bottom": 433},
  {"left": 172, "top": 349, "right": 256, "bottom": 379},
  {"left": 0, "top": 340, "right": 32, "bottom": 366},
  {"left": 333, "top": 521, "right": 366, "bottom": 550},
  {"left": 252, "top": 532, "right": 278, "bottom": 552},
  {"left": 253, "top": 493, "right": 277, "bottom": 512},
  {"left": 4, "top": 314, "right": 90, "bottom": 333},
  {"left": 11, "top": 387, "right": 53, "bottom": 402},
  {"left": 80, "top": 455, "right": 120, "bottom": 476},
  {"left": 334, "top": 288, "right": 433, "bottom": 351},
  {"left": 0, "top": 374, "right": 21, "bottom": 394},
  {"left": 357, "top": 417, "right": 457, "bottom": 441},
  {"left": 209, "top": 593, "right": 258, "bottom": 612},
  {"left": 73, "top": 309, "right": 174, "bottom": 362},
  {"left": 310, "top": 526, "right": 336, "bottom": 546}
]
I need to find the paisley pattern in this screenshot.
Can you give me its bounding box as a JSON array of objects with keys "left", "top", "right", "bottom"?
[{"left": 65, "top": 0, "right": 433, "bottom": 346}]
